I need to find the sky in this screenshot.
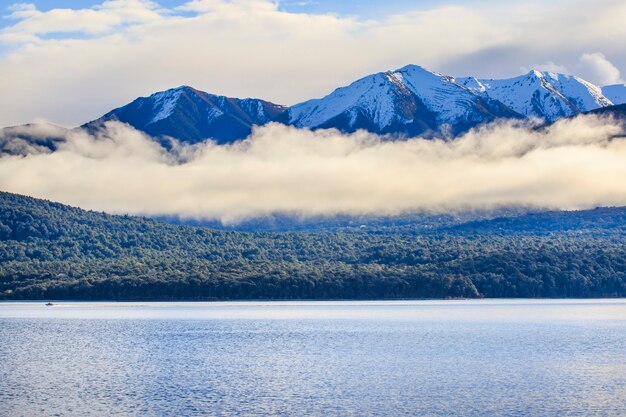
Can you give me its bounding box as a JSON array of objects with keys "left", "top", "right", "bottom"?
[
  {"left": 0, "top": 0, "right": 625, "bottom": 127},
  {"left": 0, "top": 0, "right": 487, "bottom": 23}
]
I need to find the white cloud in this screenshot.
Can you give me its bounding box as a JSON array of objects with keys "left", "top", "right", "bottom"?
[
  {"left": 0, "top": 0, "right": 625, "bottom": 127},
  {"left": 1, "top": 116, "right": 625, "bottom": 222},
  {"left": 1, "top": 0, "right": 162, "bottom": 41},
  {"left": 177, "top": 0, "right": 277, "bottom": 13},
  {"left": 576, "top": 52, "right": 624, "bottom": 85},
  {"left": 6, "top": 3, "right": 38, "bottom": 17}
]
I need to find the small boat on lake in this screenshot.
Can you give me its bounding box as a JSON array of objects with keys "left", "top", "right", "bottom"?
[{"left": 45, "top": 302, "right": 54, "bottom": 306}]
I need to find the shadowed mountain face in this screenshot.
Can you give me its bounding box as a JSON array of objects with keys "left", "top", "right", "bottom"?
[
  {"left": 602, "top": 84, "right": 626, "bottom": 105},
  {"left": 84, "top": 86, "right": 287, "bottom": 145},
  {"left": 588, "top": 103, "right": 626, "bottom": 122}
]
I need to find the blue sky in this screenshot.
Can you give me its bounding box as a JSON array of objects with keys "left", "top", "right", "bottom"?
[
  {"left": 3, "top": 0, "right": 481, "bottom": 13},
  {"left": 0, "top": 0, "right": 485, "bottom": 28},
  {"left": 0, "top": 0, "right": 624, "bottom": 126}
]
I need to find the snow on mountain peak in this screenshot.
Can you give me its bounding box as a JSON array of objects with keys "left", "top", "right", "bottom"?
[
  {"left": 456, "top": 77, "right": 488, "bottom": 94},
  {"left": 464, "top": 69, "right": 614, "bottom": 121},
  {"left": 288, "top": 63, "right": 621, "bottom": 134},
  {"left": 287, "top": 64, "right": 519, "bottom": 135},
  {"left": 392, "top": 65, "right": 481, "bottom": 123},
  {"left": 287, "top": 71, "right": 404, "bottom": 129},
  {"left": 540, "top": 72, "right": 613, "bottom": 110},
  {"left": 150, "top": 88, "right": 184, "bottom": 124},
  {"left": 395, "top": 64, "right": 442, "bottom": 77}
]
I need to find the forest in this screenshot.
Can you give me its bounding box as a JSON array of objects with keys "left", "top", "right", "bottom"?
[{"left": 0, "top": 191, "right": 624, "bottom": 300}]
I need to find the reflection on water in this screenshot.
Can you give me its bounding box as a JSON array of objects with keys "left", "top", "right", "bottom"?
[{"left": 1, "top": 300, "right": 625, "bottom": 417}]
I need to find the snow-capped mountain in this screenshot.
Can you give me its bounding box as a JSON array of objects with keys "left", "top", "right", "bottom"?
[
  {"left": 81, "top": 65, "right": 626, "bottom": 144},
  {"left": 458, "top": 71, "right": 614, "bottom": 122},
  {"left": 286, "top": 65, "right": 521, "bottom": 136},
  {"left": 86, "top": 86, "right": 286, "bottom": 144}
]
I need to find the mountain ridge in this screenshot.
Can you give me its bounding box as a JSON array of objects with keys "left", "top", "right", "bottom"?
[
  {"left": 458, "top": 70, "right": 613, "bottom": 122},
  {"left": 3, "top": 65, "right": 626, "bottom": 149},
  {"left": 84, "top": 64, "right": 624, "bottom": 143}
]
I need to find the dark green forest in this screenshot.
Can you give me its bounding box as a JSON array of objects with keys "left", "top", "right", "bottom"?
[{"left": 0, "top": 191, "right": 624, "bottom": 300}]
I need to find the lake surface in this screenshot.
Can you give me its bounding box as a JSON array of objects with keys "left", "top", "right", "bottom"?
[{"left": 1, "top": 300, "right": 625, "bottom": 417}]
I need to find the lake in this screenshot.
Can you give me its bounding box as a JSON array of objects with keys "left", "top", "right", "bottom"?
[{"left": 0, "top": 300, "right": 625, "bottom": 416}]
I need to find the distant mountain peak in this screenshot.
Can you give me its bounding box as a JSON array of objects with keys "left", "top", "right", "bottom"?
[
  {"left": 527, "top": 69, "right": 545, "bottom": 78},
  {"left": 85, "top": 86, "right": 286, "bottom": 144},
  {"left": 457, "top": 68, "right": 615, "bottom": 121},
  {"left": 148, "top": 88, "right": 185, "bottom": 124},
  {"left": 286, "top": 64, "right": 521, "bottom": 137},
  {"left": 395, "top": 64, "right": 441, "bottom": 76}
]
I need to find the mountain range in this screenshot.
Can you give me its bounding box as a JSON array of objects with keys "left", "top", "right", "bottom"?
[
  {"left": 83, "top": 65, "right": 626, "bottom": 143},
  {"left": 2, "top": 64, "right": 626, "bottom": 152}
]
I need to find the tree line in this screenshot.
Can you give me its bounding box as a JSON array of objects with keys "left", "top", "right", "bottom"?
[{"left": 1, "top": 191, "right": 624, "bottom": 300}]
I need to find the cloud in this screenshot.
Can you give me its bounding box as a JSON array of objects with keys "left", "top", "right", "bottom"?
[
  {"left": 1, "top": 0, "right": 626, "bottom": 127},
  {"left": 576, "top": 52, "right": 624, "bottom": 85},
  {"left": 0, "top": 123, "right": 68, "bottom": 156},
  {"left": 1, "top": 0, "right": 163, "bottom": 42},
  {"left": 0, "top": 116, "right": 625, "bottom": 222}
]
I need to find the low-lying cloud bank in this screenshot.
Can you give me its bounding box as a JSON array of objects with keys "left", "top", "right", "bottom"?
[{"left": 1, "top": 116, "right": 625, "bottom": 223}]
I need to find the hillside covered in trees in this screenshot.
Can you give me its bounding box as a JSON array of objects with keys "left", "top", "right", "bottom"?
[{"left": 0, "top": 191, "right": 624, "bottom": 300}]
